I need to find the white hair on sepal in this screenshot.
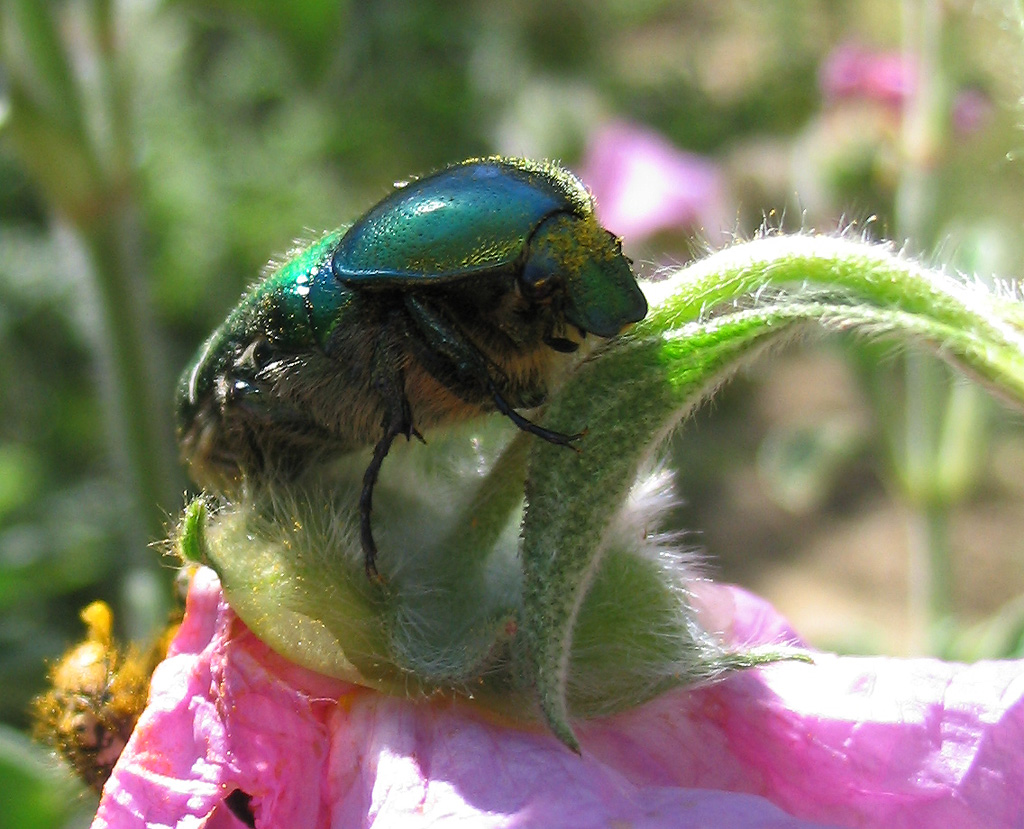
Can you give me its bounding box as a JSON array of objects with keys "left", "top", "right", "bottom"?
[
  {"left": 562, "top": 456, "right": 744, "bottom": 721},
  {"left": 606, "top": 459, "right": 707, "bottom": 585}
]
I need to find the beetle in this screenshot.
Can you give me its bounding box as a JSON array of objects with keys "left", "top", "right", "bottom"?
[{"left": 177, "top": 157, "right": 648, "bottom": 576}]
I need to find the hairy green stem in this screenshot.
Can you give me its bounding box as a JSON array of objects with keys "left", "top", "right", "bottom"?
[{"left": 523, "top": 234, "right": 1024, "bottom": 747}]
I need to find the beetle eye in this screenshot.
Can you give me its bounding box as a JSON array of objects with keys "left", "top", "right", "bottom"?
[{"left": 520, "top": 258, "right": 556, "bottom": 301}]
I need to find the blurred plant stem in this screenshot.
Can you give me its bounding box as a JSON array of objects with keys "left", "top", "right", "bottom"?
[
  {"left": 895, "top": 0, "right": 960, "bottom": 653},
  {"left": 0, "top": 0, "right": 175, "bottom": 635}
]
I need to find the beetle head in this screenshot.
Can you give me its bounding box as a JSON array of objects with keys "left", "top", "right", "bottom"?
[{"left": 521, "top": 213, "right": 647, "bottom": 339}]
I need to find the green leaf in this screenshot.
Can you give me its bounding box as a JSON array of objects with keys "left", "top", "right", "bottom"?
[
  {"left": 0, "top": 724, "right": 95, "bottom": 829},
  {"left": 167, "top": 0, "right": 347, "bottom": 71}
]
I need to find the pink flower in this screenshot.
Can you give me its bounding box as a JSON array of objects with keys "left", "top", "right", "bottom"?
[
  {"left": 819, "top": 44, "right": 992, "bottom": 139},
  {"left": 578, "top": 122, "right": 725, "bottom": 242},
  {"left": 92, "top": 567, "right": 1024, "bottom": 828},
  {"left": 819, "top": 43, "right": 917, "bottom": 109},
  {"left": 951, "top": 87, "right": 993, "bottom": 137}
]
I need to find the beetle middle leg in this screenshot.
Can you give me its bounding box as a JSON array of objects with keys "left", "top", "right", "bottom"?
[
  {"left": 359, "top": 412, "right": 402, "bottom": 580},
  {"left": 360, "top": 327, "right": 421, "bottom": 579}
]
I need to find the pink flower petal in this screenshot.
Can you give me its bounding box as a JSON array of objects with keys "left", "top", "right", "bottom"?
[
  {"left": 93, "top": 569, "right": 1024, "bottom": 828},
  {"left": 92, "top": 568, "right": 351, "bottom": 828},
  {"left": 579, "top": 122, "right": 724, "bottom": 242}
]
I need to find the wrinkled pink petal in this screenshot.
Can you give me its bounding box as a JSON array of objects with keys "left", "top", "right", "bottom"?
[
  {"left": 691, "top": 580, "right": 807, "bottom": 648},
  {"left": 93, "top": 568, "right": 1024, "bottom": 828},
  {"left": 579, "top": 122, "right": 724, "bottom": 241},
  {"left": 92, "top": 568, "right": 347, "bottom": 828}
]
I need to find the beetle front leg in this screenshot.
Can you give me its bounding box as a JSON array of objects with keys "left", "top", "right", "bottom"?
[
  {"left": 403, "top": 295, "right": 582, "bottom": 449},
  {"left": 486, "top": 379, "right": 583, "bottom": 448}
]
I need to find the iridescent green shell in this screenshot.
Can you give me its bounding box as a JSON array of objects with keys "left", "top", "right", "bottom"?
[{"left": 331, "top": 158, "right": 593, "bottom": 285}]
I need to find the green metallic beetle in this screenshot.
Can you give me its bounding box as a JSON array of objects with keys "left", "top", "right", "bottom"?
[{"left": 177, "top": 157, "right": 648, "bottom": 576}]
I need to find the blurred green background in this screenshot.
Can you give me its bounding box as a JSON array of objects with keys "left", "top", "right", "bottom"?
[{"left": 3, "top": 0, "right": 1024, "bottom": 822}]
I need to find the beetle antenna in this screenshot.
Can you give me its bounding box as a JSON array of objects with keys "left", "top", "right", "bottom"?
[{"left": 543, "top": 333, "right": 580, "bottom": 353}]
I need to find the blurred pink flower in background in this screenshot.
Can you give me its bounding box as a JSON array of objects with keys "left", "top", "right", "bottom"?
[
  {"left": 819, "top": 43, "right": 992, "bottom": 138},
  {"left": 579, "top": 122, "right": 725, "bottom": 242},
  {"left": 91, "top": 567, "right": 1024, "bottom": 828},
  {"left": 819, "top": 43, "right": 916, "bottom": 109},
  {"left": 951, "top": 86, "right": 994, "bottom": 137}
]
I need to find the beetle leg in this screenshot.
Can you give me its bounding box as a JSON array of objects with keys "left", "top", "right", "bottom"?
[
  {"left": 361, "top": 330, "right": 420, "bottom": 579},
  {"left": 404, "top": 295, "right": 583, "bottom": 449},
  {"left": 487, "top": 379, "right": 584, "bottom": 449},
  {"left": 360, "top": 421, "right": 399, "bottom": 580},
  {"left": 402, "top": 294, "right": 493, "bottom": 384}
]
